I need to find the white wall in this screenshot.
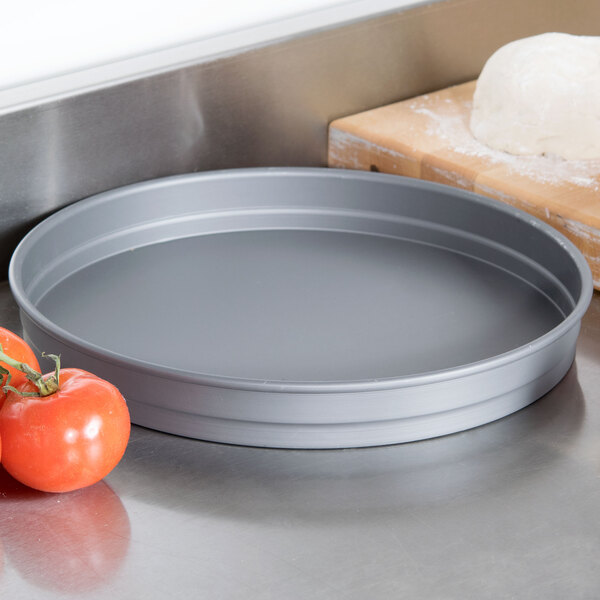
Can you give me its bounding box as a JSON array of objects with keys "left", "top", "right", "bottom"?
[{"left": 1, "top": 1, "right": 424, "bottom": 90}]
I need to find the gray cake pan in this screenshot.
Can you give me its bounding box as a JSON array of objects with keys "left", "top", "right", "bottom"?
[{"left": 8, "top": 168, "right": 593, "bottom": 448}]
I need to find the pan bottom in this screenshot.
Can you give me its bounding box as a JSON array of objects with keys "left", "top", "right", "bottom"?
[{"left": 37, "top": 228, "right": 563, "bottom": 382}]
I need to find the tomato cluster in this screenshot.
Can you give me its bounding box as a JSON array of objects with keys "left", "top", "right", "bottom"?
[{"left": 0, "top": 327, "right": 130, "bottom": 493}]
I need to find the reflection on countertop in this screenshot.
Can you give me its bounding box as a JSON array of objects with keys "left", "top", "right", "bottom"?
[{"left": 0, "top": 471, "right": 130, "bottom": 595}]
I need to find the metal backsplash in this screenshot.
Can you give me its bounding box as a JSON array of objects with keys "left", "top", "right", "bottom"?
[{"left": 1, "top": 0, "right": 599, "bottom": 276}]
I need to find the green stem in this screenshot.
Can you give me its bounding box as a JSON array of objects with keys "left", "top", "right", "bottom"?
[
  {"left": 0, "top": 345, "right": 60, "bottom": 397},
  {"left": 0, "top": 364, "right": 10, "bottom": 384}
]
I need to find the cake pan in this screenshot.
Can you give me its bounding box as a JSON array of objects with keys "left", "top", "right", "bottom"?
[{"left": 8, "top": 168, "right": 593, "bottom": 448}]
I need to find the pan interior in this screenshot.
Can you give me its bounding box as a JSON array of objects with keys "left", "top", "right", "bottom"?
[{"left": 36, "top": 228, "right": 564, "bottom": 382}]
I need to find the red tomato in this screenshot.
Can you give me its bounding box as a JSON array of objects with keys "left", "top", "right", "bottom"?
[
  {"left": 0, "top": 327, "right": 40, "bottom": 409},
  {"left": 0, "top": 368, "right": 130, "bottom": 493}
]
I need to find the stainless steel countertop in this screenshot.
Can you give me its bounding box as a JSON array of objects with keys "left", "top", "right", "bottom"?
[{"left": 1, "top": 280, "right": 599, "bottom": 599}]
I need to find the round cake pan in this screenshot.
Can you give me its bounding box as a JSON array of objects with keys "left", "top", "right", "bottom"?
[{"left": 8, "top": 168, "right": 593, "bottom": 448}]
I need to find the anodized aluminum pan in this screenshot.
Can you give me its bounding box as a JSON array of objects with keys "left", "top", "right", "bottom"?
[{"left": 8, "top": 168, "right": 593, "bottom": 448}]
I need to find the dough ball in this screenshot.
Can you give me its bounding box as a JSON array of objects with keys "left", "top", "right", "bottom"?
[{"left": 470, "top": 32, "right": 600, "bottom": 160}]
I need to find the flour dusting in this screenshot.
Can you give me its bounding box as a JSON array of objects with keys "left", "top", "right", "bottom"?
[{"left": 408, "top": 98, "right": 600, "bottom": 190}]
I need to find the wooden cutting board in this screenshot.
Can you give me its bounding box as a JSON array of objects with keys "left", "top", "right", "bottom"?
[{"left": 328, "top": 80, "right": 600, "bottom": 289}]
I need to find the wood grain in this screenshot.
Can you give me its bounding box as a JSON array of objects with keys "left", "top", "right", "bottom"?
[{"left": 328, "top": 81, "right": 600, "bottom": 288}]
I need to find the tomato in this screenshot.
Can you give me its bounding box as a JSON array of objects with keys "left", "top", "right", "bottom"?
[
  {"left": 0, "top": 327, "right": 40, "bottom": 409},
  {"left": 0, "top": 368, "right": 130, "bottom": 493},
  {"left": 0, "top": 470, "right": 130, "bottom": 592}
]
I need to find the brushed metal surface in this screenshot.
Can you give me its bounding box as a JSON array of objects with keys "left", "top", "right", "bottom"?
[
  {"left": 1, "top": 282, "right": 600, "bottom": 597},
  {"left": 1, "top": 0, "right": 600, "bottom": 275}
]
